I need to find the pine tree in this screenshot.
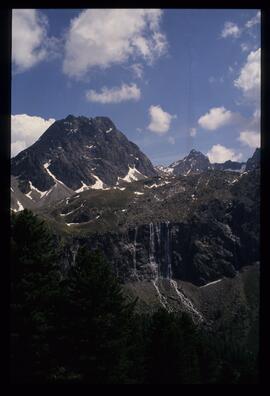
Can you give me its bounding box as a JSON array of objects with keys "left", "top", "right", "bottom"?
[
  {"left": 10, "top": 209, "right": 60, "bottom": 383},
  {"left": 53, "top": 246, "right": 135, "bottom": 383}
]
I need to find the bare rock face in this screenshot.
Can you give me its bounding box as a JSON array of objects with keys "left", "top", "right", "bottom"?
[
  {"left": 170, "top": 149, "right": 212, "bottom": 176},
  {"left": 245, "top": 148, "right": 260, "bottom": 171},
  {"left": 50, "top": 165, "right": 259, "bottom": 288},
  {"left": 11, "top": 115, "right": 157, "bottom": 208}
]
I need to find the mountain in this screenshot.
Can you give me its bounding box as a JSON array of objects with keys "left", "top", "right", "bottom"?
[
  {"left": 156, "top": 150, "right": 247, "bottom": 176},
  {"left": 11, "top": 136, "right": 260, "bottom": 350},
  {"left": 10, "top": 118, "right": 260, "bottom": 288},
  {"left": 245, "top": 147, "right": 260, "bottom": 171},
  {"left": 36, "top": 164, "right": 260, "bottom": 287},
  {"left": 212, "top": 160, "right": 246, "bottom": 172},
  {"left": 11, "top": 115, "right": 157, "bottom": 210},
  {"left": 170, "top": 149, "right": 212, "bottom": 176}
]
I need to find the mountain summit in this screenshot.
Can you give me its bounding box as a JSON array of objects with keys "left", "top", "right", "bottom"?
[
  {"left": 169, "top": 149, "right": 212, "bottom": 176},
  {"left": 11, "top": 115, "right": 157, "bottom": 207}
]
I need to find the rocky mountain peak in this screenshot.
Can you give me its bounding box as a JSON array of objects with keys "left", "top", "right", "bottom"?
[
  {"left": 171, "top": 149, "right": 211, "bottom": 176},
  {"left": 188, "top": 149, "right": 203, "bottom": 157},
  {"left": 246, "top": 148, "right": 260, "bottom": 171},
  {"left": 11, "top": 115, "right": 157, "bottom": 208}
]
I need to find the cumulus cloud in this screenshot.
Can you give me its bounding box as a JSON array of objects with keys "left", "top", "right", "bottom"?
[
  {"left": 234, "top": 48, "right": 261, "bottom": 101},
  {"left": 207, "top": 144, "right": 243, "bottom": 163},
  {"left": 238, "top": 130, "right": 260, "bottom": 148},
  {"left": 190, "top": 127, "right": 197, "bottom": 137},
  {"left": 147, "top": 105, "right": 176, "bottom": 134},
  {"left": 198, "top": 107, "right": 240, "bottom": 131},
  {"left": 12, "top": 9, "right": 49, "bottom": 72},
  {"left": 11, "top": 140, "right": 27, "bottom": 157},
  {"left": 63, "top": 9, "right": 168, "bottom": 78},
  {"left": 245, "top": 10, "right": 261, "bottom": 29},
  {"left": 11, "top": 114, "right": 55, "bottom": 157},
  {"left": 221, "top": 22, "right": 241, "bottom": 38},
  {"left": 86, "top": 83, "right": 141, "bottom": 104}
]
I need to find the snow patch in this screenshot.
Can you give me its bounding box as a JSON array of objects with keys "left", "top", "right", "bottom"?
[
  {"left": 10, "top": 187, "right": 14, "bottom": 193},
  {"left": 76, "top": 181, "right": 89, "bottom": 193},
  {"left": 91, "top": 174, "right": 107, "bottom": 190},
  {"left": 200, "top": 279, "right": 222, "bottom": 288},
  {"left": 60, "top": 203, "right": 84, "bottom": 217},
  {"left": 119, "top": 165, "right": 146, "bottom": 183},
  {"left": 106, "top": 128, "right": 113, "bottom": 133},
  {"left": 27, "top": 181, "right": 47, "bottom": 199},
  {"left": 145, "top": 180, "right": 171, "bottom": 189},
  {"left": 134, "top": 191, "right": 144, "bottom": 195},
  {"left": 14, "top": 200, "right": 24, "bottom": 212},
  {"left": 130, "top": 154, "right": 139, "bottom": 160},
  {"left": 44, "top": 161, "right": 65, "bottom": 186},
  {"left": 86, "top": 145, "right": 94, "bottom": 149},
  {"left": 75, "top": 175, "right": 109, "bottom": 192}
]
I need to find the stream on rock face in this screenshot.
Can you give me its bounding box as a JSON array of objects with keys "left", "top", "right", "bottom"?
[{"left": 143, "top": 222, "right": 204, "bottom": 321}]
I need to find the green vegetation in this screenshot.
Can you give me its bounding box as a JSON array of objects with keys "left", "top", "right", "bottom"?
[{"left": 10, "top": 210, "right": 259, "bottom": 383}]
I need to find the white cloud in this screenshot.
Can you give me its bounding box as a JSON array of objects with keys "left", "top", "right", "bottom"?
[
  {"left": 207, "top": 144, "right": 243, "bottom": 163},
  {"left": 168, "top": 136, "right": 175, "bottom": 144},
  {"left": 240, "top": 43, "right": 250, "bottom": 52},
  {"left": 221, "top": 22, "right": 241, "bottom": 38},
  {"left": 11, "top": 140, "right": 27, "bottom": 157},
  {"left": 245, "top": 11, "right": 261, "bottom": 29},
  {"left": 234, "top": 48, "right": 261, "bottom": 101},
  {"left": 63, "top": 9, "right": 168, "bottom": 78},
  {"left": 11, "top": 114, "right": 55, "bottom": 157},
  {"left": 198, "top": 107, "right": 239, "bottom": 131},
  {"left": 147, "top": 105, "right": 176, "bottom": 134},
  {"left": 86, "top": 83, "right": 141, "bottom": 104},
  {"left": 12, "top": 9, "right": 49, "bottom": 72},
  {"left": 238, "top": 130, "right": 260, "bottom": 148},
  {"left": 190, "top": 127, "right": 197, "bottom": 137},
  {"left": 130, "top": 63, "right": 144, "bottom": 79}
]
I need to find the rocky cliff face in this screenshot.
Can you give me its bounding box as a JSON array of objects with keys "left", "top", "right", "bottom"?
[
  {"left": 11, "top": 115, "right": 157, "bottom": 209},
  {"left": 245, "top": 147, "right": 260, "bottom": 171},
  {"left": 42, "top": 164, "right": 259, "bottom": 289},
  {"left": 212, "top": 160, "right": 246, "bottom": 172},
  {"left": 170, "top": 149, "right": 212, "bottom": 176},
  {"left": 156, "top": 150, "right": 247, "bottom": 176}
]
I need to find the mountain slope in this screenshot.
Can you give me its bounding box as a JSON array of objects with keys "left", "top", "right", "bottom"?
[
  {"left": 245, "top": 147, "right": 260, "bottom": 171},
  {"left": 11, "top": 115, "right": 157, "bottom": 208},
  {"left": 156, "top": 150, "right": 247, "bottom": 176},
  {"left": 170, "top": 149, "right": 212, "bottom": 176}
]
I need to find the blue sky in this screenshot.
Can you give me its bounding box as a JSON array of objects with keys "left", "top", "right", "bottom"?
[{"left": 11, "top": 9, "right": 260, "bottom": 165}]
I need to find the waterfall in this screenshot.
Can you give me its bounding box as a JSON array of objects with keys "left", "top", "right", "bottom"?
[
  {"left": 170, "top": 279, "right": 204, "bottom": 322},
  {"left": 152, "top": 279, "right": 167, "bottom": 309},
  {"left": 133, "top": 227, "right": 138, "bottom": 278},
  {"left": 155, "top": 222, "right": 161, "bottom": 247},
  {"left": 149, "top": 222, "right": 158, "bottom": 277},
  {"left": 165, "top": 221, "right": 172, "bottom": 279}
]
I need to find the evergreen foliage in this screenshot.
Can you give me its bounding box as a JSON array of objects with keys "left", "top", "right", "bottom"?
[{"left": 10, "top": 210, "right": 259, "bottom": 384}]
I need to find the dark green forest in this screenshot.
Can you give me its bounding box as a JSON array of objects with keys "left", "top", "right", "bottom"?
[{"left": 10, "top": 210, "right": 258, "bottom": 384}]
